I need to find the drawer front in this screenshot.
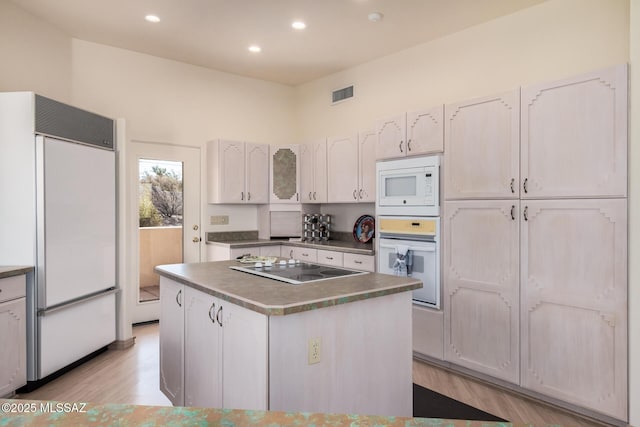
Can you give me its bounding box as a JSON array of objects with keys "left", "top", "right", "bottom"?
[
  {"left": 293, "top": 247, "right": 318, "bottom": 263},
  {"left": 343, "top": 253, "right": 375, "bottom": 272},
  {"left": 0, "top": 275, "right": 27, "bottom": 303},
  {"left": 317, "top": 250, "right": 343, "bottom": 267}
]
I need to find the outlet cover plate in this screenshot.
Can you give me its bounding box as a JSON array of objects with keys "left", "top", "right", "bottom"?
[
  {"left": 210, "top": 215, "right": 229, "bottom": 225},
  {"left": 308, "top": 337, "right": 321, "bottom": 364}
]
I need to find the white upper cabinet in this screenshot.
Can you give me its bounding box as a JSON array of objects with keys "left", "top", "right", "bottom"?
[
  {"left": 376, "top": 106, "right": 443, "bottom": 160},
  {"left": 358, "top": 129, "right": 377, "bottom": 202},
  {"left": 300, "top": 139, "right": 327, "bottom": 204},
  {"left": 270, "top": 145, "right": 300, "bottom": 203},
  {"left": 444, "top": 90, "right": 520, "bottom": 200},
  {"left": 245, "top": 143, "right": 269, "bottom": 203},
  {"left": 327, "top": 134, "right": 359, "bottom": 202},
  {"left": 521, "top": 64, "right": 628, "bottom": 198},
  {"left": 327, "top": 131, "right": 375, "bottom": 203},
  {"left": 208, "top": 140, "right": 269, "bottom": 204}
]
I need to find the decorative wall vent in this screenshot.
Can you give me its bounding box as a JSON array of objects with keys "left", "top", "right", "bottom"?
[{"left": 332, "top": 85, "right": 354, "bottom": 104}]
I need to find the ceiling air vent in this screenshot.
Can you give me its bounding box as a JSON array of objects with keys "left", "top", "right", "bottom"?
[{"left": 332, "top": 85, "right": 354, "bottom": 105}]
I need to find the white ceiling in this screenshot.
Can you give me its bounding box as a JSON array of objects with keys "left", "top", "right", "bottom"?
[{"left": 10, "top": 0, "right": 546, "bottom": 86}]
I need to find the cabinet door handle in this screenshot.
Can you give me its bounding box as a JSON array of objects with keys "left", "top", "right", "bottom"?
[
  {"left": 302, "top": 253, "right": 309, "bottom": 257},
  {"left": 407, "top": 139, "right": 412, "bottom": 152},
  {"left": 399, "top": 140, "right": 404, "bottom": 153},
  {"left": 289, "top": 249, "right": 293, "bottom": 258},
  {"left": 208, "top": 302, "right": 216, "bottom": 323},
  {"left": 524, "top": 206, "right": 529, "bottom": 221},
  {"left": 176, "top": 289, "right": 182, "bottom": 307},
  {"left": 313, "top": 191, "right": 316, "bottom": 200},
  {"left": 241, "top": 191, "right": 244, "bottom": 201},
  {"left": 353, "top": 189, "right": 357, "bottom": 200},
  {"left": 354, "top": 260, "right": 363, "bottom": 264},
  {"left": 511, "top": 205, "right": 515, "bottom": 221},
  {"left": 296, "top": 193, "right": 299, "bottom": 201},
  {"left": 359, "top": 189, "right": 363, "bottom": 199},
  {"left": 326, "top": 256, "right": 333, "bottom": 260},
  {"left": 216, "top": 306, "right": 223, "bottom": 327},
  {"left": 247, "top": 192, "right": 251, "bottom": 201},
  {"left": 523, "top": 178, "right": 528, "bottom": 194},
  {"left": 309, "top": 192, "right": 312, "bottom": 200},
  {"left": 510, "top": 178, "right": 515, "bottom": 193}
]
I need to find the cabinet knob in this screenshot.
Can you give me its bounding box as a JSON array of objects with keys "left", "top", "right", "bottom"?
[
  {"left": 193, "top": 225, "right": 199, "bottom": 231},
  {"left": 192, "top": 237, "right": 201, "bottom": 243}
]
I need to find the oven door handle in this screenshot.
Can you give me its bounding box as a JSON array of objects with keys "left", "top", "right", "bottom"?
[{"left": 379, "top": 243, "right": 435, "bottom": 252}]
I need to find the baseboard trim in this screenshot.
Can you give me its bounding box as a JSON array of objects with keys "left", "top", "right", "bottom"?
[
  {"left": 413, "top": 353, "right": 627, "bottom": 427},
  {"left": 108, "top": 337, "right": 136, "bottom": 350}
]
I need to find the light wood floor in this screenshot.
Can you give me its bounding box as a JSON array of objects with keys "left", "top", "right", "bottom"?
[{"left": 16, "top": 323, "right": 612, "bottom": 426}]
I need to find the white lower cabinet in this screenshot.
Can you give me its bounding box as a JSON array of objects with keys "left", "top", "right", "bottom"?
[
  {"left": 343, "top": 253, "right": 375, "bottom": 272},
  {"left": 184, "top": 287, "right": 222, "bottom": 408},
  {"left": 162, "top": 277, "right": 268, "bottom": 410},
  {"left": 520, "top": 199, "right": 627, "bottom": 419},
  {"left": 443, "top": 200, "right": 520, "bottom": 384},
  {"left": 293, "top": 247, "right": 317, "bottom": 263},
  {"left": 317, "top": 250, "right": 343, "bottom": 267},
  {"left": 159, "top": 277, "right": 184, "bottom": 406},
  {"left": 412, "top": 305, "right": 443, "bottom": 360},
  {"left": 0, "top": 274, "right": 27, "bottom": 397}
]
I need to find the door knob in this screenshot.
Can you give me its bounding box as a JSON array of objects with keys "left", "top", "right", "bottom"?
[{"left": 192, "top": 237, "right": 201, "bottom": 243}]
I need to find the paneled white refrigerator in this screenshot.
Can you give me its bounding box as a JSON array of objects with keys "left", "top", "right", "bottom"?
[{"left": 0, "top": 92, "right": 117, "bottom": 386}]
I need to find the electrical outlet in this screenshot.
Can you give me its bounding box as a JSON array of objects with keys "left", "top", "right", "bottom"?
[
  {"left": 210, "top": 215, "right": 229, "bottom": 225},
  {"left": 308, "top": 337, "right": 321, "bottom": 365}
]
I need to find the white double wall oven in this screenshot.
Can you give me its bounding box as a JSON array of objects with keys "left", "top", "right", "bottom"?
[{"left": 376, "top": 155, "right": 441, "bottom": 309}]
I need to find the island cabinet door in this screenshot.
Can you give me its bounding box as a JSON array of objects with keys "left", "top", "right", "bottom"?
[
  {"left": 221, "top": 302, "right": 268, "bottom": 410},
  {"left": 184, "top": 287, "right": 222, "bottom": 408},
  {"left": 159, "top": 277, "right": 185, "bottom": 406}
]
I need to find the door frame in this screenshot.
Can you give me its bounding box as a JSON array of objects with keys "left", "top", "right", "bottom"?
[{"left": 126, "top": 140, "right": 202, "bottom": 324}]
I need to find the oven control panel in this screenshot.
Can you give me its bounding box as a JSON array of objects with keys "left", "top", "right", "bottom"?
[{"left": 378, "top": 217, "right": 437, "bottom": 236}]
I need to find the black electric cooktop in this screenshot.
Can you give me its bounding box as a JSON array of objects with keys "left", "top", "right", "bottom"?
[{"left": 229, "top": 260, "right": 368, "bottom": 285}]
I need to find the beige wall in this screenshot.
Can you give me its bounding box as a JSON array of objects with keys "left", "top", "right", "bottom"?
[
  {"left": 0, "top": 1, "right": 72, "bottom": 101},
  {"left": 629, "top": 2, "right": 639, "bottom": 425},
  {"left": 294, "top": 0, "right": 629, "bottom": 139}
]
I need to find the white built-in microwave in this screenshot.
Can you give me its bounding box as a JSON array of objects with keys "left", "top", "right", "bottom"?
[{"left": 376, "top": 155, "right": 440, "bottom": 216}]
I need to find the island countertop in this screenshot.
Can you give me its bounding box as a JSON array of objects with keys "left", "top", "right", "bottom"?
[
  {"left": 0, "top": 266, "right": 33, "bottom": 279},
  {"left": 155, "top": 260, "right": 421, "bottom": 316}
]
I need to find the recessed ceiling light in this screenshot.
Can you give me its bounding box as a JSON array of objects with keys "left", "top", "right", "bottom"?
[
  {"left": 368, "top": 12, "right": 383, "bottom": 23},
  {"left": 248, "top": 45, "right": 262, "bottom": 53},
  {"left": 292, "top": 21, "right": 307, "bottom": 30},
  {"left": 145, "top": 15, "right": 160, "bottom": 23}
]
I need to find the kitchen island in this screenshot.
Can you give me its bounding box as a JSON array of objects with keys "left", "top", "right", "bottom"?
[{"left": 155, "top": 260, "right": 421, "bottom": 418}]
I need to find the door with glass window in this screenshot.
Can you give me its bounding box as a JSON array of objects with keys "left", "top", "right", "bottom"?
[{"left": 129, "top": 141, "right": 200, "bottom": 323}]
